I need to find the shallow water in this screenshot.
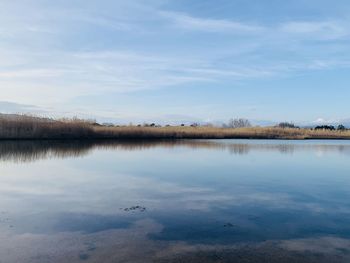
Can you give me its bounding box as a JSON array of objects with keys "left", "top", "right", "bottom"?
[{"left": 0, "top": 139, "right": 350, "bottom": 262}]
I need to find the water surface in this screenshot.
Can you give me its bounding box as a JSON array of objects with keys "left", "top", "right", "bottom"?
[{"left": 0, "top": 140, "right": 350, "bottom": 262}]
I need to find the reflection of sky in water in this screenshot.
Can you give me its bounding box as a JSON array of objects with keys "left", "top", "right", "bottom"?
[{"left": 0, "top": 140, "right": 350, "bottom": 262}]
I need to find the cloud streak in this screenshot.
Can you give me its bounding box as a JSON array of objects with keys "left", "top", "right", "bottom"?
[
  {"left": 160, "top": 11, "right": 264, "bottom": 33},
  {"left": 280, "top": 20, "right": 349, "bottom": 40}
]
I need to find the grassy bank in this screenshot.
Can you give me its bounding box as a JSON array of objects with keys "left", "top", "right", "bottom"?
[{"left": 1, "top": 114, "right": 350, "bottom": 140}]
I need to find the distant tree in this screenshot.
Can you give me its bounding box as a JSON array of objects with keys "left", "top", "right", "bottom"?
[
  {"left": 337, "top": 124, "right": 346, "bottom": 131},
  {"left": 102, "top": 122, "right": 114, "bottom": 127},
  {"left": 190, "top": 122, "right": 199, "bottom": 127},
  {"left": 314, "top": 125, "right": 335, "bottom": 131},
  {"left": 277, "top": 122, "right": 299, "bottom": 129},
  {"left": 180, "top": 124, "right": 185, "bottom": 127},
  {"left": 226, "top": 118, "right": 251, "bottom": 128}
]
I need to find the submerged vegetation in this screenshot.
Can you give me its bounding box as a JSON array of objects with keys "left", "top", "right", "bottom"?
[{"left": 0, "top": 114, "right": 350, "bottom": 140}]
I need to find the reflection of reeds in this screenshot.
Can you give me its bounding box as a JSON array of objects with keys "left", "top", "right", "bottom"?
[
  {"left": 1, "top": 114, "right": 350, "bottom": 140},
  {"left": 1, "top": 140, "right": 350, "bottom": 163},
  {"left": 0, "top": 141, "right": 93, "bottom": 162}
]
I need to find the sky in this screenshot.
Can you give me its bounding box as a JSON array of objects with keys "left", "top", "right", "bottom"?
[{"left": 0, "top": 0, "right": 350, "bottom": 125}]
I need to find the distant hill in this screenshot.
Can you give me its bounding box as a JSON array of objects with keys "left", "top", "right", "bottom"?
[
  {"left": 0, "top": 113, "right": 54, "bottom": 123},
  {"left": 0, "top": 101, "right": 40, "bottom": 114}
]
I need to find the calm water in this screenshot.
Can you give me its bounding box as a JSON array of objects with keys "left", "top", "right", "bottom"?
[{"left": 1, "top": 140, "right": 350, "bottom": 263}]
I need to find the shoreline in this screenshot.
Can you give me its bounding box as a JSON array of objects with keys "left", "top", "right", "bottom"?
[
  {"left": 1, "top": 115, "right": 350, "bottom": 140},
  {"left": 0, "top": 126, "right": 350, "bottom": 140},
  {"left": 1, "top": 137, "right": 350, "bottom": 141}
]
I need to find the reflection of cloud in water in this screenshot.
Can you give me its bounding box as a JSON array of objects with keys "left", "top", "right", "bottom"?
[
  {"left": 1, "top": 218, "right": 349, "bottom": 263},
  {"left": 0, "top": 219, "right": 164, "bottom": 263},
  {"left": 280, "top": 237, "right": 350, "bottom": 254},
  {"left": 1, "top": 140, "right": 350, "bottom": 162},
  {"left": 157, "top": 239, "right": 350, "bottom": 263}
]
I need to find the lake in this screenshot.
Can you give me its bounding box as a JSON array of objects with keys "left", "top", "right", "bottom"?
[{"left": 0, "top": 139, "right": 350, "bottom": 263}]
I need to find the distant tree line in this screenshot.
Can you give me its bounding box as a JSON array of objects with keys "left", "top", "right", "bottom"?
[
  {"left": 277, "top": 122, "right": 299, "bottom": 129},
  {"left": 95, "top": 119, "right": 348, "bottom": 131},
  {"left": 314, "top": 125, "right": 347, "bottom": 131},
  {"left": 276, "top": 122, "right": 348, "bottom": 131}
]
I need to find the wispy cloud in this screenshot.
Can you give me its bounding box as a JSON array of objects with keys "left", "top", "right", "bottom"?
[
  {"left": 0, "top": 69, "right": 63, "bottom": 78},
  {"left": 0, "top": 49, "right": 211, "bottom": 104},
  {"left": 160, "top": 11, "right": 350, "bottom": 41},
  {"left": 280, "top": 20, "right": 349, "bottom": 40},
  {"left": 158, "top": 9, "right": 350, "bottom": 45},
  {"left": 160, "top": 11, "right": 264, "bottom": 33},
  {"left": 1, "top": 46, "right": 349, "bottom": 109}
]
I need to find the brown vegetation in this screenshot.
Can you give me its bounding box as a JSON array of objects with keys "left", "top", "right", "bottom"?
[
  {"left": 0, "top": 114, "right": 94, "bottom": 139},
  {"left": 1, "top": 114, "right": 350, "bottom": 140}
]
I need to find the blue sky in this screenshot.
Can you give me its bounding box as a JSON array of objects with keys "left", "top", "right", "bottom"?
[{"left": 0, "top": 0, "right": 349, "bottom": 124}]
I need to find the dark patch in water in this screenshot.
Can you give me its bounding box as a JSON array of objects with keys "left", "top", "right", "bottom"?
[
  {"left": 223, "top": 223, "right": 237, "bottom": 228},
  {"left": 84, "top": 242, "right": 97, "bottom": 252},
  {"left": 121, "top": 206, "right": 146, "bottom": 212},
  {"left": 79, "top": 253, "right": 89, "bottom": 261},
  {"left": 149, "top": 206, "right": 350, "bottom": 245}
]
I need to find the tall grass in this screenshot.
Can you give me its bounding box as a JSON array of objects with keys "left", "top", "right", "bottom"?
[
  {"left": 0, "top": 114, "right": 94, "bottom": 139},
  {"left": 1, "top": 114, "right": 350, "bottom": 140}
]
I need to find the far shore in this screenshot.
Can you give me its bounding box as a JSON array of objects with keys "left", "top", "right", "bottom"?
[
  {"left": 0, "top": 114, "right": 350, "bottom": 140},
  {"left": 1, "top": 126, "right": 350, "bottom": 140}
]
